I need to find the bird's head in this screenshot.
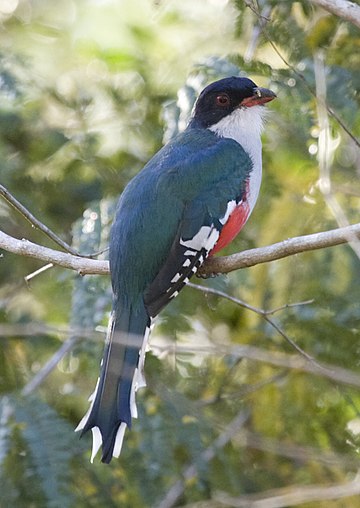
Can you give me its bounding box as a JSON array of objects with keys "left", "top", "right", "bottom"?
[{"left": 189, "top": 76, "right": 276, "bottom": 130}]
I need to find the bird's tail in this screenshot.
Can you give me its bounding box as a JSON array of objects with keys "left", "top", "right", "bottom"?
[{"left": 76, "top": 299, "right": 150, "bottom": 463}]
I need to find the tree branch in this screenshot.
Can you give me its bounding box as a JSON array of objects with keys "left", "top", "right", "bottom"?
[
  {"left": 0, "top": 230, "right": 109, "bottom": 275},
  {"left": 216, "top": 471, "right": 360, "bottom": 507},
  {"left": 199, "top": 222, "right": 360, "bottom": 276},
  {"left": 1, "top": 223, "right": 360, "bottom": 276},
  {"left": 308, "top": 0, "right": 360, "bottom": 29}
]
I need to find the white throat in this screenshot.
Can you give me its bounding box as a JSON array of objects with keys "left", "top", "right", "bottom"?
[{"left": 209, "top": 105, "right": 267, "bottom": 212}]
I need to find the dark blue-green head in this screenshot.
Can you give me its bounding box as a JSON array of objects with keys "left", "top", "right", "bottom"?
[{"left": 188, "top": 76, "right": 276, "bottom": 130}]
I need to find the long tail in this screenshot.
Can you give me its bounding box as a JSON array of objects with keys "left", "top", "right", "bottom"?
[{"left": 76, "top": 300, "right": 150, "bottom": 463}]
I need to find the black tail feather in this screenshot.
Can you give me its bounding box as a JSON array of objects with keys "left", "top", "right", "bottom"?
[{"left": 76, "top": 300, "right": 150, "bottom": 463}]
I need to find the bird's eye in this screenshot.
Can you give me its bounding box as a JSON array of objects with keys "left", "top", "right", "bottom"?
[{"left": 215, "top": 94, "right": 230, "bottom": 106}]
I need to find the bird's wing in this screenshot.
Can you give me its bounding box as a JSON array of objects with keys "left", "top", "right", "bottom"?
[
  {"left": 143, "top": 142, "right": 252, "bottom": 317},
  {"left": 143, "top": 202, "right": 217, "bottom": 317}
]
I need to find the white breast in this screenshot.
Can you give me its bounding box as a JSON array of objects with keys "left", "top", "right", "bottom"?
[{"left": 209, "top": 105, "right": 267, "bottom": 216}]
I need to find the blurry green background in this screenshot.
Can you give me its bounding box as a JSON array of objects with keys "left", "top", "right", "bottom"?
[{"left": 0, "top": 0, "right": 360, "bottom": 507}]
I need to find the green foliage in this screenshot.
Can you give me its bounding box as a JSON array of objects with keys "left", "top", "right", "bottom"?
[
  {"left": 70, "top": 199, "right": 115, "bottom": 356},
  {"left": 0, "top": 0, "right": 360, "bottom": 506},
  {"left": 0, "top": 395, "right": 76, "bottom": 507}
]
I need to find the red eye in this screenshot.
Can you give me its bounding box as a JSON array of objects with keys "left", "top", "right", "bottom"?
[{"left": 216, "top": 94, "right": 230, "bottom": 106}]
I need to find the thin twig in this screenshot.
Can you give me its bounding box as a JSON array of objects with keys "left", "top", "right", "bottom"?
[
  {"left": 200, "top": 371, "right": 288, "bottom": 406},
  {"left": 244, "top": 3, "right": 271, "bottom": 62},
  {"left": 187, "top": 282, "right": 317, "bottom": 365},
  {"left": 152, "top": 342, "right": 360, "bottom": 389},
  {"left": 0, "top": 184, "right": 80, "bottom": 256},
  {"left": 157, "top": 410, "right": 249, "bottom": 508},
  {"left": 22, "top": 335, "right": 80, "bottom": 396},
  {"left": 314, "top": 50, "right": 360, "bottom": 261},
  {"left": 0, "top": 183, "right": 105, "bottom": 259},
  {"left": 3, "top": 323, "right": 360, "bottom": 389},
  {"left": 245, "top": 2, "right": 360, "bottom": 148},
  {"left": 264, "top": 299, "right": 315, "bottom": 316},
  {"left": 0, "top": 322, "right": 104, "bottom": 339},
  {"left": 25, "top": 263, "right": 54, "bottom": 282}
]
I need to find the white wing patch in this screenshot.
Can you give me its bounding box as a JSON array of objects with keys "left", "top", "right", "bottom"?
[
  {"left": 171, "top": 273, "right": 181, "bottom": 283},
  {"left": 205, "top": 228, "right": 220, "bottom": 250},
  {"left": 184, "top": 249, "right": 197, "bottom": 256},
  {"left": 144, "top": 225, "right": 219, "bottom": 320},
  {"left": 180, "top": 225, "right": 219, "bottom": 252}
]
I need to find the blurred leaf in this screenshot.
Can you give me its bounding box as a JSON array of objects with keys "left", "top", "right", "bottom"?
[
  {"left": 0, "top": 397, "right": 12, "bottom": 468},
  {"left": 0, "top": 395, "right": 75, "bottom": 507},
  {"left": 306, "top": 15, "right": 338, "bottom": 50},
  {"left": 70, "top": 199, "right": 115, "bottom": 355}
]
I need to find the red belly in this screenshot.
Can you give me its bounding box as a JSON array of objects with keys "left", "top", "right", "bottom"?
[{"left": 210, "top": 201, "right": 250, "bottom": 256}]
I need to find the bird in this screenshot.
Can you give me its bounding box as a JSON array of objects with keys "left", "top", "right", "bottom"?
[{"left": 76, "top": 76, "right": 276, "bottom": 463}]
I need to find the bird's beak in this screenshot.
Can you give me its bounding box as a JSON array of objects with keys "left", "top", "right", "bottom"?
[{"left": 240, "top": 87, "right": 277, "bottom": 107}]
